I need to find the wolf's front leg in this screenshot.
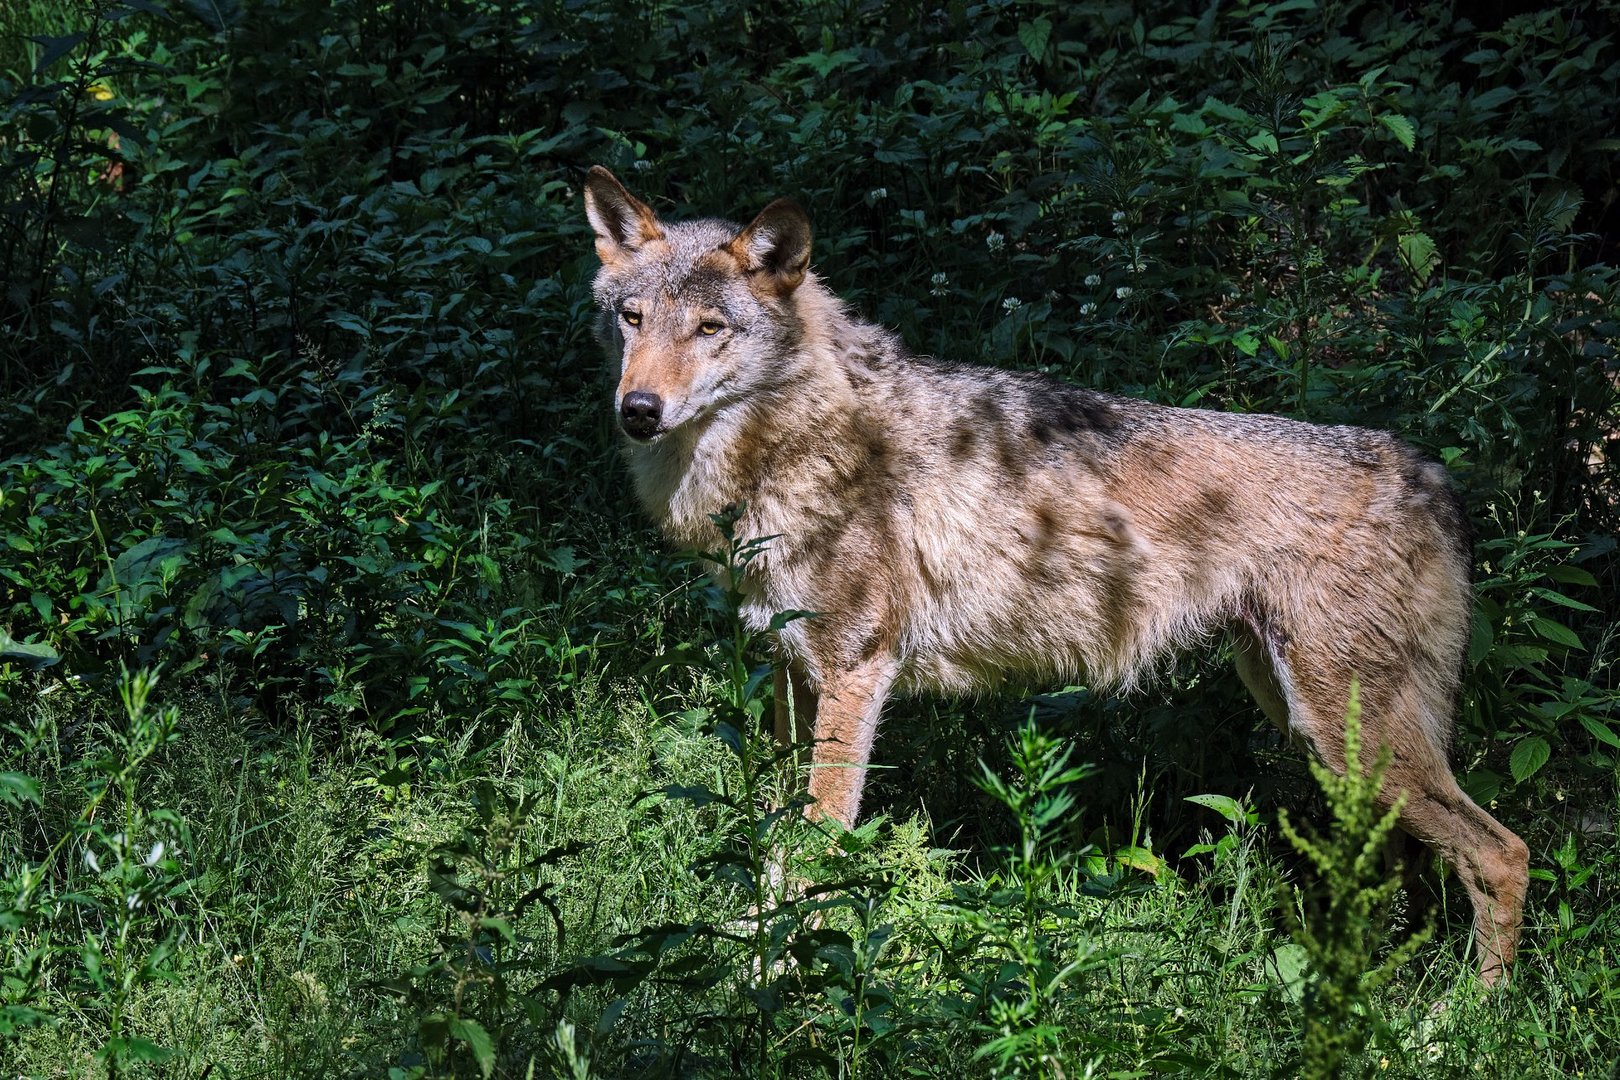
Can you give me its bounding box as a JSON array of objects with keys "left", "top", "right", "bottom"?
[{"left": 804, "top": 658, "right": 898, "bottom": 827}]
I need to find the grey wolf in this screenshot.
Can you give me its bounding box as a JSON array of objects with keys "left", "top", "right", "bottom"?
[{"left": 583, "top": 165, "right": 1530, "bottom": 985}]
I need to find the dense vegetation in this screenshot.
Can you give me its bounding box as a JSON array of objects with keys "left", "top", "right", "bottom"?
[{"left": 2, "top": 0, "right": 1617, "bottom": 1076}]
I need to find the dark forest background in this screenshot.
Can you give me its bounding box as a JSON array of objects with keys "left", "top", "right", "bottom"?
[{"left": 1, "top": 1, "right": 1616, "bottom": 1076}]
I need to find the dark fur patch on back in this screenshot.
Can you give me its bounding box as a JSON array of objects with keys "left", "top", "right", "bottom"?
[
  {"left": 1403, "top": 454, "right": 1474, "bottom": 573},
  {"left": 1199, "top": 486, "right": 1234, "bottom": 519},
  {"left": 1025, "top": 381, "right": 1125, "bottom": 445}
]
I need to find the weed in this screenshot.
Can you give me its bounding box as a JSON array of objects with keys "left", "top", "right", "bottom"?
[{"left": 1277, "top": 684, "right": 1434, "bottom": 1078}]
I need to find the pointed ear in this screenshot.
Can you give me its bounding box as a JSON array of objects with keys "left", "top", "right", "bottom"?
[
  {"left": 725, "top": 198, "right": 812, "bottom": 295},
  {"left": 583, "top": 166, "right": 664, "bottom": 263}
]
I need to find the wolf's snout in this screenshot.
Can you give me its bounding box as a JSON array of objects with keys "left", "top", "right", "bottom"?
[{"left": 620, "top": 391, "right": 664, "bottom": 439}]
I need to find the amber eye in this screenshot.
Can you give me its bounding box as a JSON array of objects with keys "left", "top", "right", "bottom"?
[
  {"left": 621, "top": 310, "right": 641, "bottom": 327},
  {"left": 698, "top": 321, "right": 724, "bottom": 336}
]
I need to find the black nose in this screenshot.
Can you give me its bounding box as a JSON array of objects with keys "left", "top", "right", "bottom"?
[{"left": 620, "top": 390, "right": 663, "bottom": 439}]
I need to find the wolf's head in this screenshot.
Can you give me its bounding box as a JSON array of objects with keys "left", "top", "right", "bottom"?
[{"left": 584, "top": 167, "right": 814, "bottom": 443}]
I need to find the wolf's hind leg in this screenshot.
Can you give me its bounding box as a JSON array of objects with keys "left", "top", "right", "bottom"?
[
  {"left": 1370, "top": 687, "right": 1529, "bottom": 986},
  {"left": 1275, "top": 648, "right": 1529, "bottom": 985}
]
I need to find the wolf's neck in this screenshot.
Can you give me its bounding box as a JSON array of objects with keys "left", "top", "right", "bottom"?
[{"left": 629, "top": 351, "right": 867, "bottom": 552}]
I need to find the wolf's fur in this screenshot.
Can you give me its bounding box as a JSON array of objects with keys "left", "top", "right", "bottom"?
[{"left": 583, "top": 166, "right": 1530, "bottom": 984}]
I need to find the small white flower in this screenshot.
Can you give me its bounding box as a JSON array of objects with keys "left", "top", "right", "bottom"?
[
  {"left": 631, "top": 159, "right": 651, "bottom": 172},
  {"left": 986, "top": 231, "right": 1005, "bottom": 252},
  {"left": 83, "top": 848, "right": 101, "bottom": 873},
  {"left": 1111, "top": 210, "right": 1126, "bottom": 223},
  {"left": 869, "top": 187, "right": 888, "bottom": 200},
  {"left": 1079, "top": 302, "right": 1097, "bottom": 315},
  {"left": 1115, "top": 286, "right": 1133, "bottom": 300},
  {"left": 929, "top": 271, "right": 949, "bottom": 297},
  {"left": 145, "top": 841, "right": 166, "bottom": 866},
  {"left": 1001, "top": 296, "right": 1022, "bottom": 312},
  {"left": 1084, "top": 274, "right": 1101, "bottom": 287},
  {"left": 126, "top": 893, "right": 141, "bottom": 911}
]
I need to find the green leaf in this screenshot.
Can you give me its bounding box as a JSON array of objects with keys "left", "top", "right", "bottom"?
[
  {"left": 0, "top": 773, "right": 42, "bottom": 807},
  {"left": 1185, "top": 793, "right": 1245, "bottom": 824},
  {"left": 1529, "top": 587, "right": 1598, "bottom": 612},
  {"left": 1545, "top": 565, "right": 1598, "bottom": 587},
  {"left": 479, "top": 916, "right": 515, "bottom": 945},
  {"left": 185, "top": 0, "right": 240, "bottom": 32},
  {"left": 1398, "top": 231, "right": 1438, "bottom": 285},
  {"left": 0, "top": 631, "right": 60, "bottom": 670},
  {"left": 1577, "top": 714, "right": 1620, "bottom": 750},
  {"left": 767, "top": 608, "right": 817, "bottom": 632},
  {"left": 450, "top": 1016, "right": 496, "bottom": 1078},
  {"left": 1017, "top": 18, "right": 1052, "bottom": 63},
  {"left": 1379, "top": 113, "right": 1416, "bottom": 151},
  {"left": 113, "top": 535, "right": 190, "bottom": 584},
  {"left": 1528, "top": 617, "right": 1584, "bottom": 650},
  {"left": 1467, "top": 610, "right": 1494, "bottom": 666},
  {"left": 1270, "top": 943, "right": 1308, "bottom": 1004},
  {"left": 1509, "top": 736, "right": 1551, "bottom": 783},
  {"left": 29, "top": 33, "right": 84, "bottom": 73},
  {"left": 107, "top": 1036, "right": 175, "bottom": 1064}
]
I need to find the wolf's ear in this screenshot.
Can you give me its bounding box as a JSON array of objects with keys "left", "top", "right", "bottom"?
[
  {"left": 726, "top": 198, "right": 812, "bottom": 295},
  {"left": 584, "top": 166, "right": 664, "bottom": 262}
]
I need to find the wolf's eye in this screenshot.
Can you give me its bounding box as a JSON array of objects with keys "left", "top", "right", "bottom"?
[
  {"left": 698, "top": 321, "right": 724, "bottom": 336},
  {"left": 621, "top": 310, "right": 641, "bottom": 327}
]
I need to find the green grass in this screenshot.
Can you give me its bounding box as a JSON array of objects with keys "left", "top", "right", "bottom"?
[
  {"left": 0, "top": 0, "right": 85, "bottom": 81},
  {"left": 7, "top": 674, "right": 1613, "bottom": 1077}
]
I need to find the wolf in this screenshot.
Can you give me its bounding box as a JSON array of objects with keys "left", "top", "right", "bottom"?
[{"left": 582, "top": 165, "right": 1530, "bottom": 985}]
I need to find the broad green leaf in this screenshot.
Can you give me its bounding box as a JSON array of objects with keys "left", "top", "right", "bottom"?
[
  {"left": 1577, "top": 714, "right": 1620, "bottom": 750},
  {"left": 1529, "top": 587, "right": 1598, "bottom": 612},
  {"left": 1379, "top": 113, "right": 1416, "bottom": 151},
  {"left": 1529, "top": 617, "right": 1584, "bottom": 650},
  {"left": 0, "top": 631, "right": 59, "bottom": 670},
  {"left": 1186, "top": 793, "right": 1245, "bottom": 824},
  {"left": 1271, "top": 943, "right": 1308, "bottom": 1004},
  {"left": 1017, "top": 18, "right": 1052, "bottom": 63},
  {"left": 1510, "top": 737, "right": 1551, "bottom": 783},
  {"left": 1245, "top": 130, "right": 1279, "bottom": 154},
  {"left": 104, "top": 1036, "right": 175, "bottom": 1064},
  {"left": 1467, "top": 610, "right": 1494, "bottom": 666},
  {"left": 185, "top": 0, "right": 240, "bottom": 32},
  {"left": 1398, "top": 231, "right": 1438, "bottom": 285},
  {"left": 29, "top": 33, "right": 84, "bottom": 73},
  {"left": 1114, "top": 845, "right": 1161, "bottom": 876},
  {"left": 1545, "top": 565, "right": 1598, "bottom": 587},
  {"left": 113, "top": 535, "right": 189, "bottom": 584}
]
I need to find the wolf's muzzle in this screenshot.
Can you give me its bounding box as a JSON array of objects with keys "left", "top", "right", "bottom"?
[{"left": 620, "top": 391, "right": 664, "bottom": 440}]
